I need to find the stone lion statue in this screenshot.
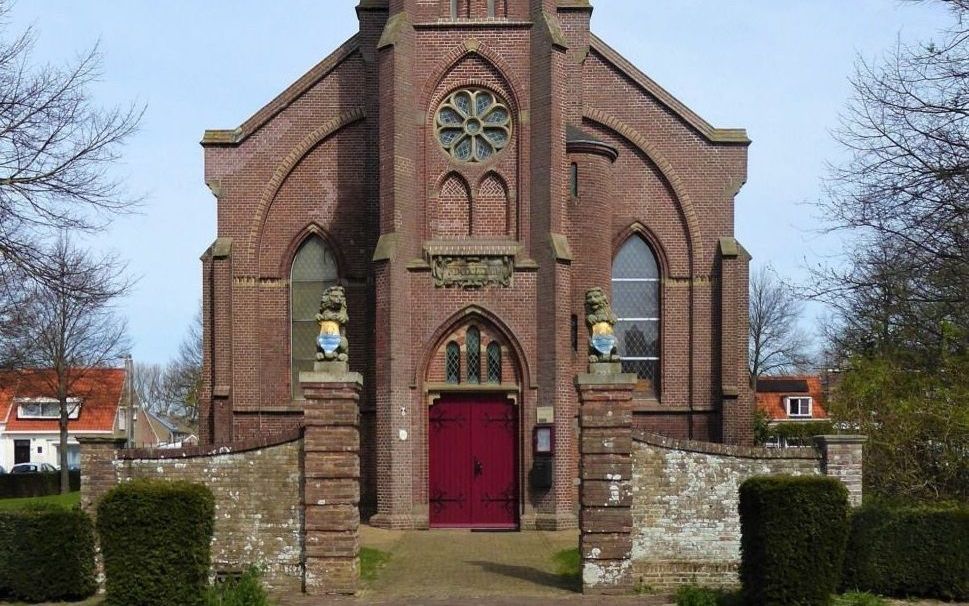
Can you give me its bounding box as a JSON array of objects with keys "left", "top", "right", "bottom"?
[
  {"left": 585, "top": 287, "right": 620, "bottom": 363},
  {"left": 315, "top": 285, "right": 349, "bottom": 362}
]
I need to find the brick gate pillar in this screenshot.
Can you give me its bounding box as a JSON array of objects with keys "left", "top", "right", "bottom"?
[
  {"left": 815, "top": 434, "right": 867, "bottom": 507},
  {"left": 576, "top": 367, "right": 637, "bottom": 594},
  {"left": 76, "top": 436, "right": 126, "bottom": 518},
  {"left": 300, "top": 362, "right": 362, "bottom": 595}
]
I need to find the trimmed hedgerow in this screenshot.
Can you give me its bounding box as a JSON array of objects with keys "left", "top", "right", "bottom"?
[
  {"left": 98, "top": 479, "right": 215, "bottom": 606},
  {"left": 0, "top": 506, "right": 97, "bottom": 602},
  {"left": 0, "top": 469, "right": 80, "bottom": 498},
  {"left": 740, "top": 475, "right": 850, "bottom": 606},
  {"left": 842, "top": 504, "right": 969, "bottom": 601}
]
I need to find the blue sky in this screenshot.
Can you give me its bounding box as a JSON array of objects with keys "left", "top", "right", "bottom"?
[{"left": 5, "top": 1, "right": 954, "bottom": 364}]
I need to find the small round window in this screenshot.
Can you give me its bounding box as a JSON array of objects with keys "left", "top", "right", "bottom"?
[{"left": 435, "top": 88, "right": 512, "bottom": 163}]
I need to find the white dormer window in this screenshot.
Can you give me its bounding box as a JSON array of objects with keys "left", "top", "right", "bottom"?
[
  {"left": 786, "top": 396, "right": 812, "bottom": 418},
  {"left": 16, "top": 397, "right": 81, "bottom": 419}
]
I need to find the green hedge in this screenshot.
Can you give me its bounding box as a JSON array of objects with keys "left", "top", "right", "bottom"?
[
  {"left": 842, "top": 504, "right": 969, "bottom": 601},
  {"left": 740, "top": 475, "right": 850, "bottom": 606},
  {"left": 0, "top": 506, "right": 97, "bottom": 602},
  {"left": 98, "top": 479, "right": 215, "bottom": 606},
  {"left": 0, "top": 470, "right": 80, "bottom": 498}
]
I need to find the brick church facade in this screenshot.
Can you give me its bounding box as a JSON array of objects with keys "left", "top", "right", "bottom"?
[{"left": 198, "top": 0, "right": 752, "bottom": 530}]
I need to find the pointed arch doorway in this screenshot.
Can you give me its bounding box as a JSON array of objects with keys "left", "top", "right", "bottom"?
[{"left": 424, "top": 318, "right": 523, "bottom": 530}]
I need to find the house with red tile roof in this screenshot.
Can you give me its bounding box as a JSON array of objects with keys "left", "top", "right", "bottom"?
[
  {"left": 0, "top": 368, "right": 127, "bottom": 471},
  {"left": 754, "top": 375, "right": 831, "bottom": 447}
]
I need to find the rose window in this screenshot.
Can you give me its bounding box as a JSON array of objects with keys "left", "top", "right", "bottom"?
[{"left": 435, "top": 88, "right": 512, "bottom": 163}]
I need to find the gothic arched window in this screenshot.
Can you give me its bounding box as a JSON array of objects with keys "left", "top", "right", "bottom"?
[
  {"left": 291, "top": 235, "right": 338, "bottom": 398},
  {"left": 446, "top": 341, "right": 461, "bottom": 384},
  {"left": 466, "top": 326, "right": 481, "bottom": 384},
  {"left": 487, "top": 342, "right": 502, "bottom": 384},
  {"left": 611, "top": 236, "right": 661, "bottom": 397}
]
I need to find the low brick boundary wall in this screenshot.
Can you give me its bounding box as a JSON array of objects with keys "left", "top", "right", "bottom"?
[
  {"left": 628, "top": 432, "right": 864, "bottom": 590},
  {"left": 79, "top": 431, "right": 305, "bottom": 592}
]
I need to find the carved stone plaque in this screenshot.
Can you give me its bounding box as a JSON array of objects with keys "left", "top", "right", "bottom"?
[
  {"left": 431, "top": 255, "right": 513, "bottom": 288},
  {"left": 424, "top": 241, "right": 519, "bottom": 289}
]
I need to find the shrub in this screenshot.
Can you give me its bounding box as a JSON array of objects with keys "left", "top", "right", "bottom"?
[
  {"left": 675, "top": 585, "right": 720, "bottom": 606},
  {"left": 0, "top": 506, "right": 97, "bottom": 602},
  {"left": 98, "top": 479, "right": 215, "bottom": 606},
  {"left": 203, "top": 567, "right": 271, "bottom": 606},
  {"left": 842, "top": 504, "right": 969, "bottom": 600},
  {"left": 674, "top": 585, "right": 743, "bottom": 606},
  {"left": 739, "top": 475, "right": 850, "bottom": 606},
  {"left": 0, "top": 470, "right": 80, "bottom": 498}
]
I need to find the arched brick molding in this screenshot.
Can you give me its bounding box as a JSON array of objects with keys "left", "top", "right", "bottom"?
[
  {"left": 475, "top": 172, "right": 512, "bottom": 238},
  {"left": 612, "top": 222, "right": 671, "bottom": 281},
  {"left": 415, "top": 305, "right": 533, "bottom": 390},
  {"left": 275, "top": 222, "right": 345, "bottom": 280},
  {"left": 246, "top": 107, "right": 367, "bottom": 267},
  {"left": 420, "top": 41, "right": 526, "bottom": 115},
  {"left": 431, "top": 172, "right": 473, "bottom": 239},
  {"left": 583, "top": 108, "right": 702, "bottom": 274}
]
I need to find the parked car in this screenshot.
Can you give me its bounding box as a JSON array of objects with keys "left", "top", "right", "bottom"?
[
  {"left": 9, "top": 463, "right": 57, "bottom": 474},
  {"left": 0, "top": 465, "right": 5, "bottom": 474}
]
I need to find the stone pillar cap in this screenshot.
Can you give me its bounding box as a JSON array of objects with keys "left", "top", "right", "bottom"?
[
  {"left": 813, "top": 434, "right": 868, "bottom": 446},
  {"left": 575, "top": 373, "right": 638, "bottom": 386}
]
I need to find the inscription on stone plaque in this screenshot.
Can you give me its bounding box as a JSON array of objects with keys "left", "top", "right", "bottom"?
[
  {"left": 424, "top": 241, "right": 519, "bottom": 289},
  {"left": 431, "top": 255, "right": 513, "bottom": 288}
]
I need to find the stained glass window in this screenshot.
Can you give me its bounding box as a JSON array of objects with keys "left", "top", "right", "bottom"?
[
  {"left": 435, "top": 88, "right": 512, "bottom": 163},
  {"left": 466, "top": 326, "right": 480, "bottom": 384},
  {"left": 612, "top": 236, "right": 660, "bottom": 397},
  {"left": 487, "top": 342, "right": 502, "bottom": 383},
  {"left": 446, "top": 342, "right": 461, "bottom": 384},
  {"left": 291, "top": 236, "right": 338, "bottom": 399}
]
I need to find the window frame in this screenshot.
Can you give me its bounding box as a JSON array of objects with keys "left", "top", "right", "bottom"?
[
  {"left": 611, "top": 235, "right": 662, "bottom": 398},
  {"left": 290, "top": 234, "right": 339, "bottom": 400},
  {"left": 445, "top": 341, "right": 461, "bottom": 384},
  {"left": 466, "top": 326, "right": 481, "bottom": 384},
  {"left": 16, "top": 398, "right": 81, "bottom": 420},
  {"left": 785, "top": 396, "right": 813, "bottom": 418}
]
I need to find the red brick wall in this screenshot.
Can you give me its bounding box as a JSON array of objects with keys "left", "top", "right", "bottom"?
[{"left": 200, "top": 1, "right": 750, "bottom": 529}]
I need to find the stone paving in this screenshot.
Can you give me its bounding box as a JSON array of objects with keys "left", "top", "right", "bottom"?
[{"left": 275, "top": 525, "right": 674, "bottom": 605}]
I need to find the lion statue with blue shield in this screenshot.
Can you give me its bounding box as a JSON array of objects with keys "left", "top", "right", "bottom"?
[
  {"left": 585, "top": 287, "right": 620, "bottom": 363},
  {"left": 316, "top": 285, "right": 349, "bottom": 362}
]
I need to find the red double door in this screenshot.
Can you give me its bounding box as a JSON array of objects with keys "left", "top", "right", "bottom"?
[{"left": 429, "top": 395, "right": 519, "bottom": 529}]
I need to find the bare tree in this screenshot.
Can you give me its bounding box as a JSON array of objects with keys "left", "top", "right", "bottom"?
[
  {"left": 811, "top": 0, "right": 969, "bottom": 362},
  {"left": 129, "top": 312, "right": 201, "bottom": 427},
  {"left": 167, "top": 311, "right": 202, "bottom": 426},
  {"left": 0, "top": 236, "right": 130, "bottom": 492},
  {"left": 749, "top": 266, "right": 812, "bottom": 385},
  {"left": 0, "top": 1, "right": 141, "bottom": 285}
]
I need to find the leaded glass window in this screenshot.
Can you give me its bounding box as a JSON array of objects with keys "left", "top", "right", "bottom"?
[
  {"left": 446, "top": 341, "right": 461, "bottom": 384},
  {"left": 487, "top": 342, "right": 502, "bottom": 383},
  {"left": 435, "top": 88, "right": 512, "bottom": 163},
  {"left": 612, "top": 236, "right": 660, "bottom": 397},
  {"left": 291, "top": 236, "right": 338, "bottom": 399},
  {"left": 466, "top": 326, "right": 480, "bottom": 384}
]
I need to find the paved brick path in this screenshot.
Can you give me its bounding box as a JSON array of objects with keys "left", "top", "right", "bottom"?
[{"left": 275, "top": 525, "right": 674, "bottom": 605}]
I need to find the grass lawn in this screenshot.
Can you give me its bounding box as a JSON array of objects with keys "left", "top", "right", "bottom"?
[
  {"left": 0, "top": 491, "right": 80, "bottom": 510},
  {"left": 552, "top": 547, "right": 581, "bottom": 591},
  {"left": 360, "top": 546, "right": 391, "bottom": 583}
]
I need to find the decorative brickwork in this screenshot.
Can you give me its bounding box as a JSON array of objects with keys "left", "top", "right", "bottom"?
[{"left": 198, "top": 0, "right": 755, "bottom": 532}]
